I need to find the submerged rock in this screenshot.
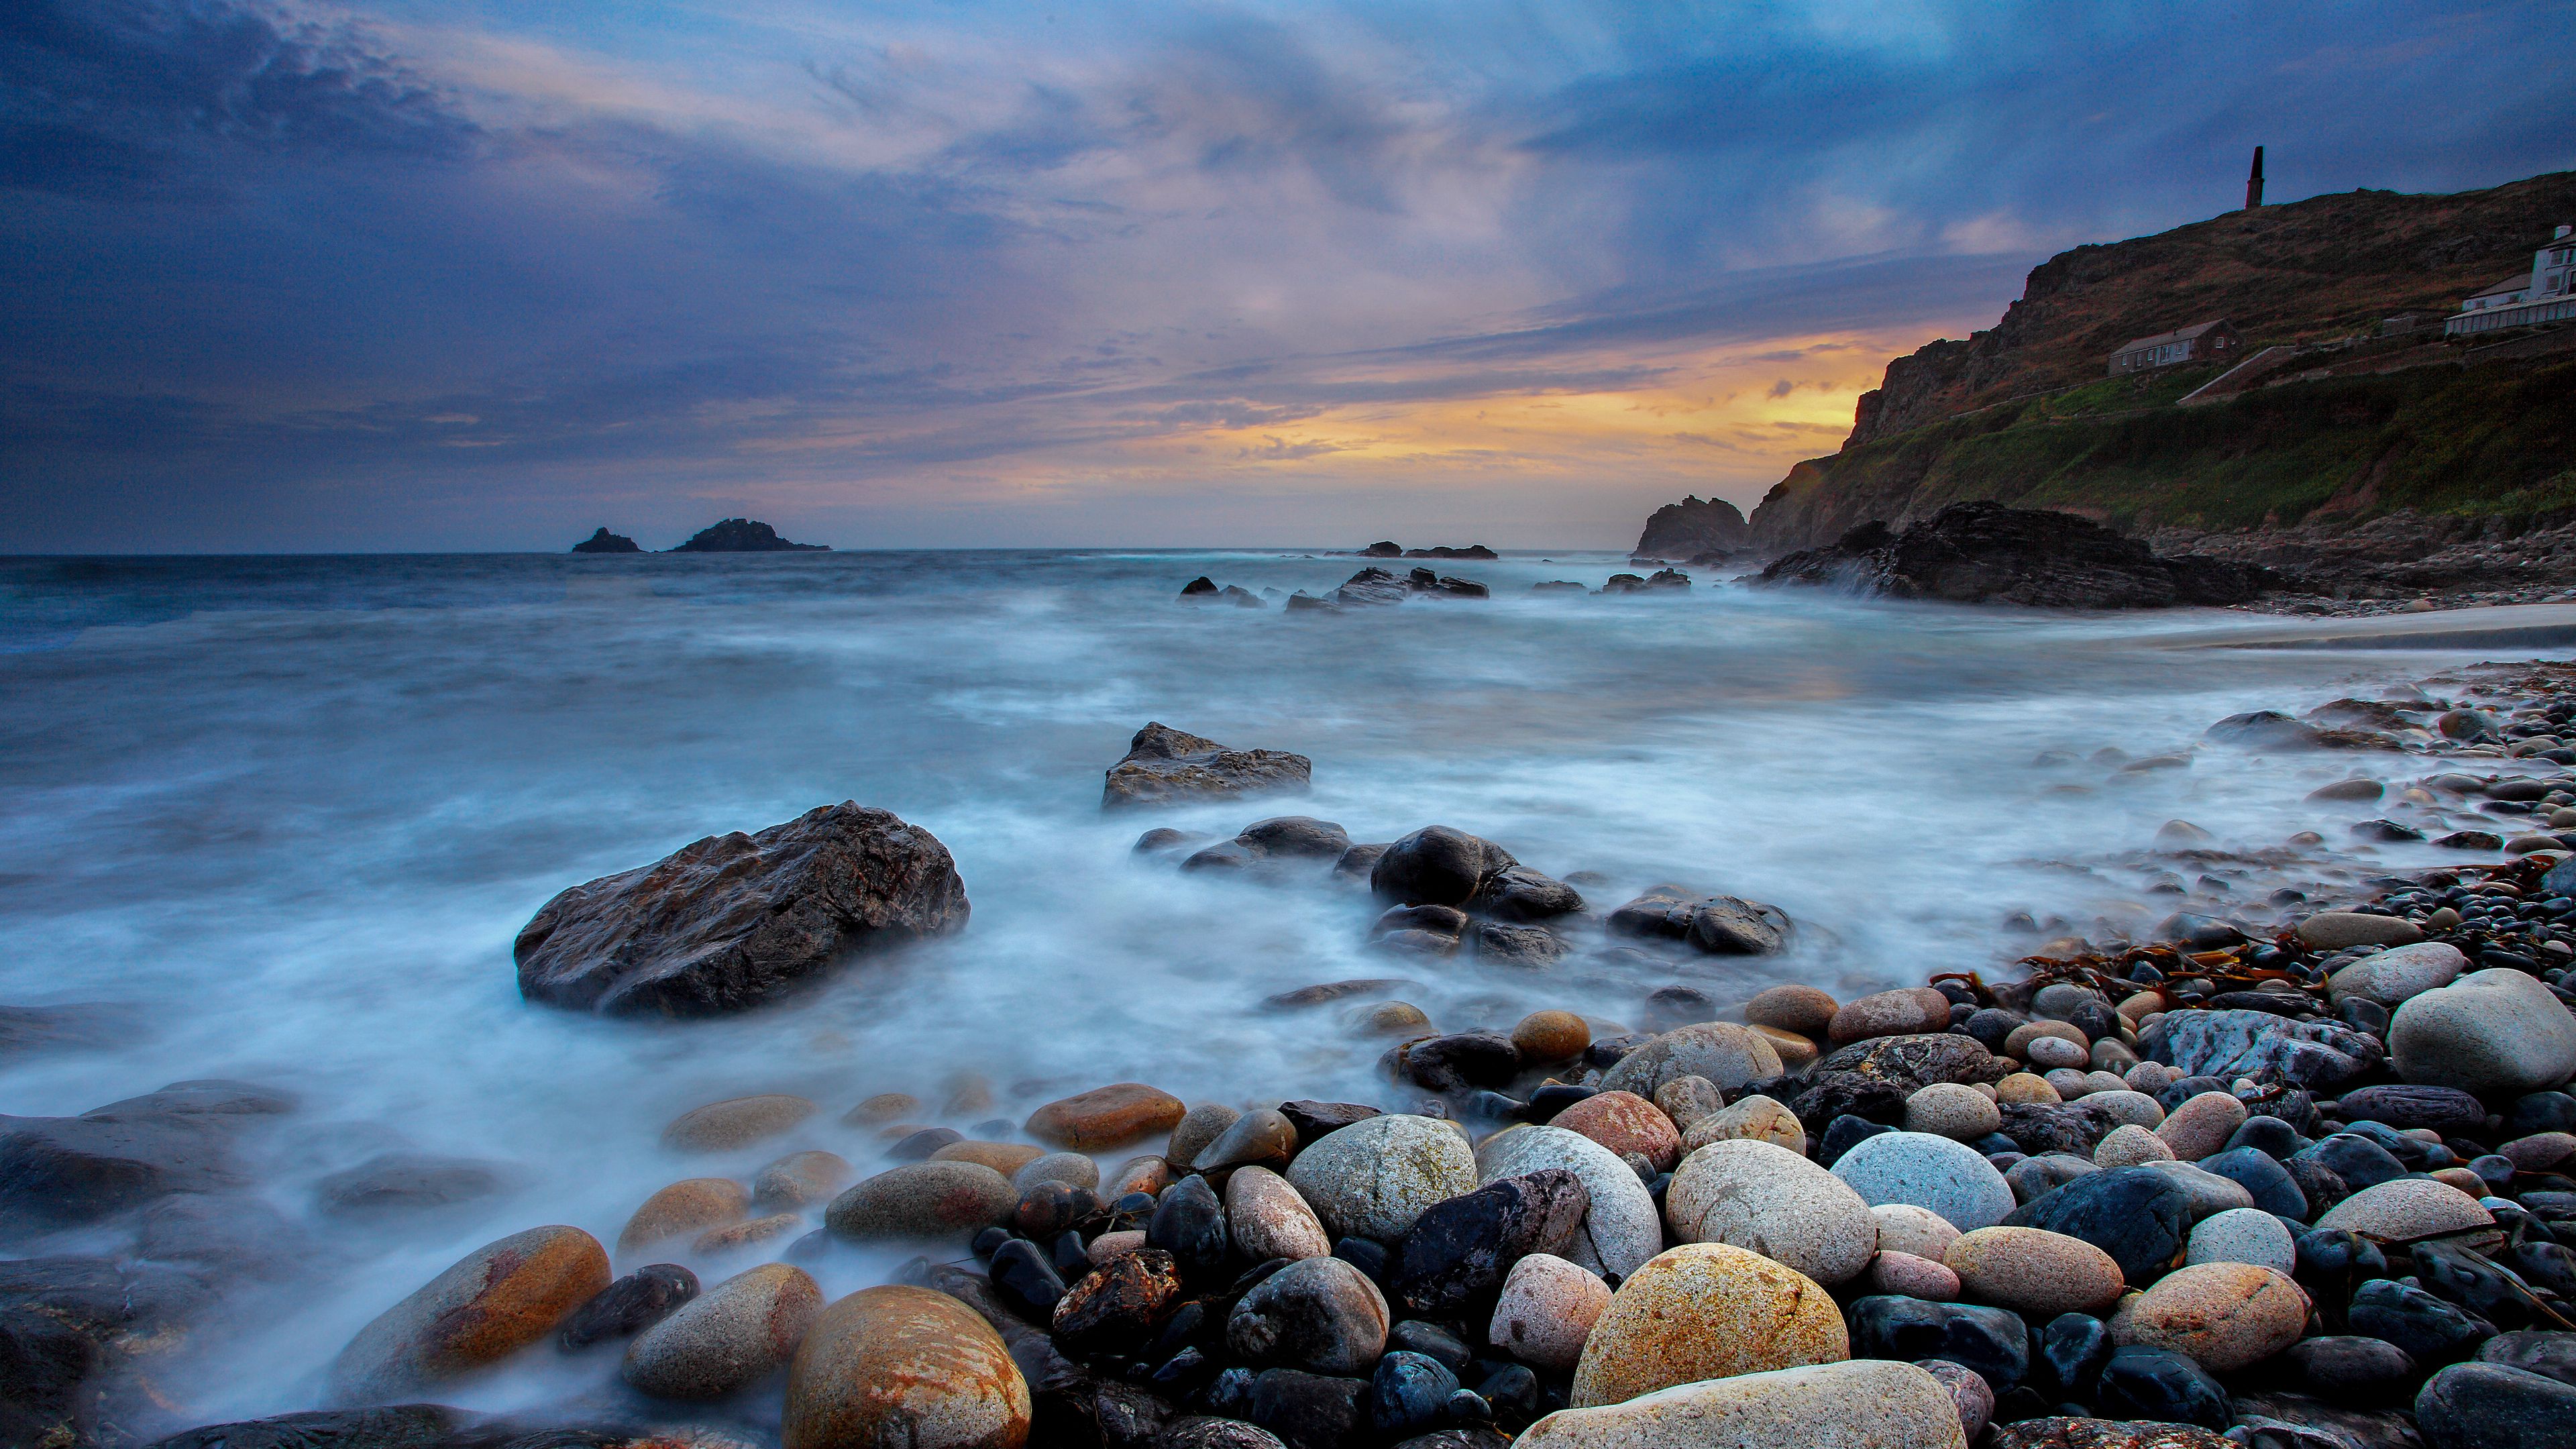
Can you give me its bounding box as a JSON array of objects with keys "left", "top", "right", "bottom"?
[
  {"left": 327, "top": 1225, "right": 611, "bottom": 1403},
  {"left": 514, "top": 802, "right": 968, "bottom": 1015},
  {"left": 1103, "top": 722, "right": 1313, "bottom": 808}
]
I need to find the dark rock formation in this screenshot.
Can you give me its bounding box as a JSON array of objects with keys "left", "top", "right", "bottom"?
[
  {"left": 1401, "top": 545, "right": 1497, "bottom": 560},
  {"left": 0, "top": 1081, "right": 290, "bottom": 1231},
  {"left": 1102, "top": 724, "right": 1312, "bottom": 809},
  {"left": 1633, "top": 496, "right": 1749, "bottom": 559},
  {"left": 514, "top": 802, "right": 969, "bottom": 1015},
  {"left": 667, "top": 519, "right": 827, "bottom": 552},
  {"left": 1360, "top": 542, "right": 1404, "bottom": 558},
  {"left": 1331, "top": 568, "right": 1489, "bottom": 606},
  {"left": 570, "top": 529, "right": 640, "bottom": 554},
  {"left": 1756, "top": 502, "right": 2274, "bottom": 608},
  {"left": 5, "top": 1255, "right": 213, "bottom": 1449},
  {"left": 1179, "top": 578, "right": 1265, "bottom": 607}
]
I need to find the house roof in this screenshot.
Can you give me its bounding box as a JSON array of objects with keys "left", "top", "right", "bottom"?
[
  {"left": 2467, "top": 273, "right": 2532, "bottom": 301},
  {"left": 2110, "top": 319, "right": 2233, "bottom": 357}
]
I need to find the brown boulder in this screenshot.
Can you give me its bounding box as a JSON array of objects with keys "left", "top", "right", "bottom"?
[
  {"left": 617, "top": 1178, "right": 749, "bottom": 1252},
  {"left": 328, "top": 1226, "right": 610, "bottom": 1403},
  {"left": 1025, "top": 1084, "right": 1187, "bottom": 1150},
  {"left": 1102, "top": 723, "right": 1311, "bottom": 810},
  {"left": 784, "top": 1285, "right": 1031, "bottom": 1449}
]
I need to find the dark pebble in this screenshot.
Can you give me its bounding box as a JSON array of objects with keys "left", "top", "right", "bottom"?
[
  {"left": 1524, "top": 1084, "right": 1594, "bottom": 1124},
  {"left": 1406, "top": 1032, "right": 1521, "bottom": 1092},
  {"left": 889, "top": 1126, "right": 963, "bottom": 1161},
  {"left": 2198, "top": 1146, "right": 2308, "bottom": 1220},
  {"left": 1249, "top": 1367, "right": 1367, "bottom": 1449},
  {"left": 2282, "top": 1334, "right": 2418, "bottom": 1401},
  {"left": 1476, "top": 1363, "right": 1536, "bottom": 1423},
  {"left": 1391, "top": 1169, "right": 1589, "bottom": 1317},
  {"left": 2510, "top": 1092, "right": 2576, "bottom": 1138},
  {"left": 2094, "top": 1345, "right": 2231, "bottom": 1429},
  {"left": 973, "top": 1226, "right": 1012, "bottom": 1258},
  {"left": 2349, "top": 1277, "right": 2498, "bottom": 1366},
  {"left": 1334, "top": 1236, "right": 1391, "bottom": 1289},
  {"left": 2416, "top": 1361, "right": 2576, "bottom": 1449},
  {"left": 2002, "top": 1165, "right": 2190, "bottom": 1285},
  {"left": 2301, "top": 1134, "right": 2410, "bottom": 1190},
  {"left": 1016, "top": 1181, "right": 1087, "bottom": 1238},
  {"left": 1819, "top": 1114, "right": 1893, "bottom": 1167},
  {"left": 2481, "top": 1328, "right": 2576, "bottom": 1387},
  {"left": 557, "top": 1264, "right": 696, "bottom": 1350},
  {"left": 989, "top": 1238, "right": 1065, "bottom": 1322},
  {"left": 1280, "top": 1101, "right": 1382, "bottom": 1146},
  {"left": 2337, "top": 1085, "right": 2489, "bottom": 1134},
  {"left": 1054, "top": 1231, "right": 1092, "bottom": 1281},
  {"left": 2030, "top": 1312, "right": 2110, "bottom": 1399},
  {"left": 1370, "top": 1352, "right": 1458, "bottom": 1439},
  {"left": 1150, "top": 1175, "right": 1231, "bottom": 1279},
  {"left": 2224, "top": 1116, "right": 2306, "bottom": 1159},
  {"left": 1387, "top": 1320, "right": 1474, "bottom": 1374},
  {"left": 1847, "top": 1296, "right": 2027, "bottom": 1391}
]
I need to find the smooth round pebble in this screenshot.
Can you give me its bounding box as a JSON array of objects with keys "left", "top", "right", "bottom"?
[
  {"left": 1867, "top": 1250, "right": 1958, "bottom": 1300},
  {"left": 2184, "top": 1208, "right": 2296, "bottom": 1275},
  {"left": 1904, "top": 1084, "right": 2001, "bottom": 1141},
  {"left": 1566, "top": 1242, "right": 1850, "bottom": 1407},
  {"left": 1488, "top": 1252, "right": 1610, "bottom": 1372},
  {"left": 1870, "top": 1203, "right": 1962, "bottom": 1262},
  {"left": 2122, "top": 1263, "right": 2309, "bottom": 1372},
  {"left": 1941, "top": 1226, "right": 2123, "bottom": 1316},
  {"left": 2094, "top": 1124, "right": 2176, "bottom": 1167},
  {"left": 1994, "top": 1073, "right": 2061, "bottom": 1105},
  {"left": 1829, "top": 1131, "right": 2015, "bottom": 1232},
  {"left": 1666, "top": 1140, "right": 1876, "bottom": 1285}
]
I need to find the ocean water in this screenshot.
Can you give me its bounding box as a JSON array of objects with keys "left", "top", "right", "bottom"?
[{"left": 0, "top": 549, "right": 2538, "bottom": 1428}]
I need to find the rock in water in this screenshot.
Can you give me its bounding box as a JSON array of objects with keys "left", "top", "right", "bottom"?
[
  {"left": 559, "top": 1265, "right": 698, "bottom": 1350},
  {"left": 1370, "top": 827, "right": 1517, "bottom": 907},
  {"left": 328, "top": 1225, "right": 611, "bottom": 1403},
  {"left": 1752, "top": 501, "right": 2271, "bottom": 608},
  {"left": 570, "top": 527, "right": 641, "bottom": 553},
  {"left": 669, "top": 517, "right": 828, "bottom": 551},
  {"left": 784, "top": 1285, "right": 1030, "bottom": 1449},
  {"left": 623, "top": 1263, "right": 822, "bottom": 1399},
  {"left": 1520, "top": 1359, "right": 1964, "bottom": 1449},
  {"left": 515, "top": 802, "right": 968, "bottom": 1016},
  {"left": 1568, "top": 1242, "right": 1849, "bottom": 1407},
  {"left": 1102, "top": 722, "right": 1312, "bottom": 808}
]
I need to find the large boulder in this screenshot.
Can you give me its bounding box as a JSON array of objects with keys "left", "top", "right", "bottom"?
[
  {"left": 1567, "top": 1243, "right": 1848, "bottom": 1407},
  {"left": 1474, "top": 1127, "right": 1663, "bottom": 1281},
  {"left": 327, "top": 1226, "right": 610, "bottom": 1403},
  {"left": 1754, "top": 502, "right": 2273, "bottom": 609},
  {"left": 1521, "top": 1359, "right": 1964, "bottom": 1449},
  {"left": 0, "top": 1080, "right": 288, "bottom": 1230},
  {"left": 2390, "top": 968, "right": 2576, "bottom": 1095},
  {"left": 1370, "top": 828, "right": 1517, "bottom": 908},
  {"left": 515, "top": 802, "right": 968, "bottom": 1015},
  {"left": 1102, "top": 722, "right": 1312, "bottom": 808},
  {"left": 2142, "top": 1010, "right": 2379, "bottom": 1091},
  {"left": 1606, "top": 888, "right": 1790, "bottom": 955},
  {"left": 784, "top": 1285, "right": 1030, "bottom": 1449}
]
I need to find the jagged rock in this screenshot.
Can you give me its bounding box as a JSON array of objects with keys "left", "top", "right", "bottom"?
[
  {"left": 1755, "top": 503, "right": 2273, "bottom": 608},
  {"left": 1633, "top": 496, "right": 1751, "bottom": 559},
  {"left": 1103, "top": 724, "right": 1313, "bottom": 809},
  {"left": 515, "top": 802, "right": 968, "bottom": 1015},
  {"left": 570, "top": 528, "right": 640, "bottom": 554},
  {"left": 668, "top": 518, "right": 826, "bottom": 551},
  {"left": 1334, "top": 568, "right": 1490, "bottom": 605},
  {"left": 2142, "top": 1010, "right": 2379, "bottom": 1090}
]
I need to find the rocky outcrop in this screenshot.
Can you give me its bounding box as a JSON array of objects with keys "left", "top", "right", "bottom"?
[
  {"left": 1633, "top": 496, "right": 1750, "bottom": 559},
  {"left": 514, "top": 802, "right": 969, "bottom": 1016},
  {"left": 1332, "top": 567, "right": 1490, "bottom": 605},
  {"left": 570, "top": 528, "right": 640, "bottom": 554},
  {"left": 1404, "top": 545, "right": 1498, "bottom": 559},
  {"left": 668, "top": 519, "right": 828, "bottom": 552},
  {"left": 1755, "top": 502, "right": 2275, "bottom": 608},
  {"left": 0, "top": 1080, "right": 292, "bottom": 1233},
  {"left": 1102, "top": 724, "right": 1311, "bottom": 809}
]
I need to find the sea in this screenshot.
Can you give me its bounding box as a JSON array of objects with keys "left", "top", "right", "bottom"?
[{"left": 0, "top": 548, "right": 2541, "bottom": 1428}]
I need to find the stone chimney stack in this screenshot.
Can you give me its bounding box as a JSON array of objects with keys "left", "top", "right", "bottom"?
[{"left": 2244, "top": 146, "right": 2265, "bottom": 211}]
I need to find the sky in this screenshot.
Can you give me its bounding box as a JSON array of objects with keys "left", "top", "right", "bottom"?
[{"left": 2, "top": 1, "right": 2571, "bottom": 552}]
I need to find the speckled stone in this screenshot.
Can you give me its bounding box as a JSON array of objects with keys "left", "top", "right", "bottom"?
[
  {"left": 1996, "top": 1073, "right": 2063, "bottom": 1105},
  {"left": 1596, "top": 1023, "right": 1784, "bottom": 1096},
  {"left": 1746, "top": 985, "right": 1839, "bottom": 1036},
  {"left": 329, "top": 1226, "right": 612, "bottom": 1403},
  {"left": 2153, "top": 1093, "right": 2247, "bottom": 1163},
  {"left": 1529, "top": 1358, "right": 1964, "bottom": 1449},
  {"left": 1169, "top": 1104, "right": 1242, "bottom": 1169},
  {"left": 927, "top": 1140, "right": 1046, "bottom": 1177},
  {"left": 2183, "top": 1208, "right": 2295, "bottom": 1275},
  {"left": 1679, "top": 1093, "right": 1805, "bottom": 1156},
  {"left": 1829, "top": 989, "right": 1954, "bottom": 1046},
  {"left": 1872, "top": 1203, "right": 1962, "bottom": 1262},
  {"left": 661, "top": 1095, "right": 817, "bottom": 1151},
  {"left": 1226, "top": 1165, "right": 1332, "bottom": 1262},
  {"left": 1226, "top": 1254, "right": 1389, "bottom": 1375},
  {"left": 1012, "top": 1151, "right": 1101, "bottom": 1193},
  {"left": 824, "top": 1161, "right": 1018, "bottom": 1242},
  {"left": 2391, "top": 968, "right": 2576, "bottom": 1095},
  {"left": 1551, "top": 1091, "right": 1684, "bottom": 1173},
  {"left": 2120, "top": 1263, "right": 2309, "bottom": 1372},
  {"left": 2328, "top": 942, "right": 2467, "bottom": 1007},
  {"left": 1916, "top": 1359, "right": 1993, "bottom": 1444},
  {"left": 1488, "top": 1252, "right": 1610, "bottom": 1372},
  {"left": 2085, "top": 1091, "right": 2165, "bottom": 1130},
  {"left": 1907, "top": 1084, "right": 2004, "bottom": 1141},
  {"left": 624, "top": 1263, "right": 822, "bottom": 1399},
  {"left": 1942, "top": 1227, "right": 2124, "bottom": 1317},
  {"left": 619, "top": 1178, "right": 750, "bottom": 1253},
  {"left": 2094, "top": 1125, "right": 2176, "bottom": 1168},
  {"left": 1284, "top": 1113, "right": 1477, "bottom": 1242},
  {"left": 1566, "top": 1242, "right": 1849, "bottom": 1408},
  {"left": 1868, "top": 1250, "right": 1960, "bottom": 1300},
  {"left": 2296, "top": 912, "right": 2424, "bottom": 949},
  {"left": 2314, "top": 1177, "right": 2499, "bottom": 1246},
  {"left": 782, "top": 1285, "right": 1030, "bottom": 1449},
  {"left": 1652, "top": 1077, "right": 1725, "bottom": 1135},
  {"left": 1476, "top": 1125, "right": 1664, "bottom": 1280},
  {"left": 1830, "top": 1131, "right": 2015, "bottom": 1232},
  {"left": 1666, "top": 1139, "right": 1876, "bottom": 1285}
]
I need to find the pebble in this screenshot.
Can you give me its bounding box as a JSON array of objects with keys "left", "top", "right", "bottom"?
[
  {"left": 1148, "top": 1173, "right": 1230, "bottom": 1277},
  {"left": 1111, "top": 1155, "right": 1171, "bottom": 1199},
  {"left": 1053, "top": 1248, "right": 1186, "bottom": 1356},
  {"left": 2416, "top": 1361, "right": 2576, "bottom": 1449},
  {"left": 1285, "top": 1113, "right": 1477, "bottom": 1242},
  {"left": 1651, "top": 1076, "right": 1723, "bottom": 1134},
  {"left": 2004, "top": 1020, "right": 2087, "bottom": 1059},
  {"left": 1360, "top": 1001, "right": 1432, "bottom": 1035},
  {"left": 1196, "top": 1108, "right": 1299, "bottom": 1175},
  {"left": 1488, "top": 1252, "right": 1609, "bottom": 1371},
  {"left": 2154, "top": 1092, "right": 2247, "bottom": 1161},
  {"left": 782, "top": 1285, "right": 1030, "bottom": 1449},
  {"left": 1665, "top": 1139, "right": 1876, "bottom": 1285},
  {"left": 844, "top": 1091, "right": 918, "bottom": 1124},
  {"left": 2003, "top": 1165, "right": 2190, "bottom": 1285},
  {"left": 1521, "top": 1359, "right": 1963, "bottom": 1449},
  {"left": 1226, "top": 1165, "right": 1333, "bottom": 1262},
  {"left": 1549, "top": 1091, "right": 1682, "bottom": 1172},
  {"left": 1872, "top": 1203, "right": 1962, "bottom": 1261},
  {"left": 1475, "top": 1125, "right": 1662, "bottom": 1280},
  {"left": 1011, "top": 1151, "right": 1100, "bottom": 1193},
  {"left": 1868, "top": 1250, "right": 1960, "bottom": 1299},
  {"left": 2044, "top": 1068, "right": 2094, "bottom": 1097},
  {"left": 1678, "top": 1093, "right": 1805, "bottom": 1156},
  {"left": 623, "top": 1262, "right": 822, "bottom": 1399},
  {"left": 1748, "top": 1026, "right": 1820, "bottom": 1071},
  {"left": 1391, "top": 1168, "right": 1589, "bottom": 1316},
  {"left": 2314, "top": 1177, "right": 2499, "bottom": 1244},
  {"left": 1087, "top": 1230, "right": 1146, "bottom": 1265},
  {"left": 1827, "top": 987, "right": 1954, "bottom": 1045},
  {"left": 559, "top": 1263, "right": 698, "bottom": 1350},
  {"left": 1846, "top": 1296, "right": 2027, "bottom": 1392},
  {"left": 1227, "top": 1255, "right": 1391, "bottom": 1375},
  {"left": 2093, "top": 1343, "right": 2231, "bottom": 1429},
  {"left": 2094, "top": 1124, "right": 2177, "bottom": 1167},
  {"left": 329, "top": 1225, "right": 612, "bottom": 1402},
  {"left": 1595, "top": 1023, "right": 1783, "bottom": 1095},
  {"left": 2137, "top": 1159, "right": 2255, "bottom": 1219},
  {"left": 2024, "top": 1037, "right": 2090, "bottom": 1071},
  {"left": 823, "top": 1161, "right": 1018, "bottom": 1242},
  {"left": 1830, "top": 1130, "right": 2016, "bottom": 1231},
  {"left": 2328, "top": 941, "right": 2467, "bottom": 1006},
  {"left": 753, "top": 1151, "right": 854, "bottom": 1212},
  {"left": 1511, "top": 1011, "right": 1591, "bottom": 1063},
  {"left": 661, "top": 1095, "right": 816, "bottom": 1152},
  {"left": 2006, "top": 1154, "right": 2096, "bottom": 1205},
  {"left": 1025, "top": 1083, "right": 1189, "bottom": 1150},
  {"left": 2283, "top": 1334, "right": 2419, "bottom": 1397},
  {"left": 2349, "top": 1277, "right": 2498, "bottom": 1366},
  {"left": 1368, "top": 1351, "right": 1458, "bottom": 1440},
  {"left": 694, "top": 1212, "right": 802, "bottom": 1254},
  {"left": 2123, "top": 1262, "right": 2310, "bottom": 1373},
  {"left": 2296, "top": 912, "right": 2426, "bottom": 949},
  {"left": 2391, "top": 967, "right": 2576, "bottom": 1095},
  {"left": 1247, "top": 1366, "right": 1366, "bottom": 1449},
  {"left": 1916, "top": 1358, "right": 1992, "bottom": 1443},
  {"left": 2084, "top": 1091, "right": 2165, "bottom": 1130},
  {"left": 619, "top": 1178, "right": 749, "bottom": 1252},
  {"left": 1566, "top": 1242, "right": 1851, "bottom": 1408},
  {"left": 1996, "top": 1073, "right": 2061, "bottom": 1105},
  {"left": 2184, "top": 1207, "right": 2296, "bottom": 1274},
  {"left": 1745, "top": 985, "right": 1839, "bottom": 1036},
  {"left": 1169, "top": 1104, "right": 1242, "bottom": 1168},
  {"left": 1905, "top": 1083, "right": 2002, "bottom": 1140},
  {"left": 1943, "top": 1226, "right": 2125, "bottom": 1316},
  {"left": 928, "top": 1140, "right": 1045, "bottom": 1177}
]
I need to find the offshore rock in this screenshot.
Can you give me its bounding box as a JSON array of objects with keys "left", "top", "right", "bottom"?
[
  {"left": 1102, "top": 722, "right": 1312, "bottom": 808},
  {"left": 671, "top": 517, "right": 827, "bottom": 551},
  {"left": 570, "top": 527, "right": 641, "bottom": 553},
  {"left": 515, "top": 802, "right": 968, "bottom": 1015}
]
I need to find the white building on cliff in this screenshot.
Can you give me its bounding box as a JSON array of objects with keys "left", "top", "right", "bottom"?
[{"left": 2447, "top": 224, "right": 2576, "bottom": 336}]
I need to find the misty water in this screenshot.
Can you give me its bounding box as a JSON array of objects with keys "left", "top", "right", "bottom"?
[{"left": 0, "top": 549, "right": 2541, "bottom": 1430}]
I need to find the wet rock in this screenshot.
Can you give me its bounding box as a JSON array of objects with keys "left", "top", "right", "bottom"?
[
  {"left": 1473, "top": 922, "right": 1569, "bottom": 967},
  {"left": 1285, "top": 1115, "right": 1477, "bottom": 1242},
  {"left": 1390, "top": 1169, "right": 1588, "bottom": 1316},
  {"left": 1915, "top": 1358, "right": 1992, "bottom": 1443},
  {"left": 2481, "top": 1329, "right": 2576, "bottom": 1386},
  {"left": 2143, "top": 1011, "right": 2379, "bottom": 1091},
  {"left": 1192, "top": 1111, "right": 1296, "bottom": 1177},
  {"left": 1817, "top": 1034, "right": 2011, "bottom": 1091},
  {"left": 2030, "top": 1311, "right": 2112, "bottom": 1399},
  {"left": 2282, "top": 1334, "right": 2417, "bottom": 1399},
  {"left": 623, "top": 1261, "right": 822, "bottom": 1399},
  {"left": 1102, "top": 722, "right": 1311, "bottom": 809},
  {"left": 2295, "top": 912, "right": 2424, "bottom": 949},
  {"left": 144, "top": 1407, "right": 472, "bottom": 1449},
  {"left": 2092, "top": 1345, "right": 2230, "bottom": 1429},
  {"left": 1847, "top": 1296, "right": 2026, "bottom": 1391},
  {"left": 784, "top": 1284, "right": 1030, "bottom": 1449},
  {"left": 2415, "top": 1361, "right": 2576, "bottom": 1449},
  {"left": 2314, "top": 1177, "right": 2496, "bottom": 1243},
  {"left": 1474, "top": 1126, "right": 1662, "bottom": 1281},
  {"left": 560, "top": 1265, "right": 698, "bottom": 1350},
  {"left": 661, "top": 1094, "right": 817, "bottom": 1150},
  {"left": 1168, "top": 1104, "right": 1242, "bottom": 1171},
  {"left": 1053, "top": 1248, "right": 1185, "bottom": 1356},
  {"left": 2004, "top": 1166, "right": 2190, "bottom": 1284},
  {"left": 1519, "top": 1359, "right": 1965, "bottom": 1449},
  {"left": 1829, "top": 989, "right": 1955, "bottom": 1046},
  {"left": 314, "top": 1153, "right": 506, "bottom": 1216},
  {"left": 1024, "top": 1083, "right": 1186, "bottom": 1150},
  {"left": 1666, "top": 1139, "right": 1874, "bottom": 1285},
  {"left": 1509, "top": 1011, "right": 1591, "bottom": 1065},
  {"left": 2120, "top": 1263, "right": 2307, "bottom": 1372},
  {"left": 1228, "top": 1256, "right": 1390, "bottom": 1375},
  {"left": 516, "top": 803, "right": 968, "bottom": 1014},
  {"left": 2183, "top": 1207, "right": 2296, "bottom": 1274},
  {"left": 2391, "top": 967, "right": 2576, "bottom": 1095},
  {"left": 0, "top": 1092, "right": 254, "bottom": 1228},
  {"left": 1012, "top": 1152, "right": 1099, "bottom": 1195},
  {"left": 1228, "top": 1166, "right": 1332, "bottom": 1263},
  {"left": 2328, "top": 942, "right": 2467, "bottom": 1007},
  {"left": 618, "top": 1177, "right": 749, "bottom": 1252},
  {"left": 1987, "top": 1421, "right": 2232, "bottom": 1449},
  {"left": 1236, "top": 816, "right": 1356, "bottom": 860},
  {"left": 5, "top": 1256, "right": 212, "bottom": 1449},
  {"left": 1595, "top": 1023, "right": 1782, "bottom": 1097},
  {"left": 1148, "top": 1173, "right": 1230, "bottom": 1278},
  {"left": 2348, "top": 1278, "right": 2496, "bottom": 1365},
  {"left": 825, "top": 1162, "right": 1018, "bottom": 1242},
  {"left": 1371, "top": 828, "right": 1517, "bottom": 908},
  {"left": 1370, "top": 1350, "right": 1459, "bottom": 1440},
  {"left": 1943, "top": 1226, "right": 2123, "bottom": 1317},
  {"left": 2136, "top": 1159, "right": 2255, "bottom": 1220},
  {"left": 1568, "top": 1242, "right": 1850, "bottom": 1407},
  {"left": 328, "top": 1225, "right": 611, "bottom": 1402},
  {"left": 1159, "top": 1419, "right": 1289, "bottom": 1449},
  {"left": 932, "top": 1140, "right": 1046, "bottom": 1177},
  {"left": 1405, "top": 1032, "right": 1520, "bottom": 1091},
  {"left": 1830, "top": 1130, "right": 2015, "bottom": 1231},
  {"left": 1607, "top": 888, "right": 1791, "bottom": 955},
  {"left": 2335, "top": 1083, "right": 2487, "bottom": 1134},
  {"left": 1473, "top": 867, "right": 1585, "bottom": 922},
  {"left": 2194, "top": 1147, "right": 2307, "bottom": 1220},
  {"left": 1487, "top": 1252, "right": 1609, "bottom": 1372},
  {"left": 1248, "top": 1366, "right": 1367, "bottom": 1449}
]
